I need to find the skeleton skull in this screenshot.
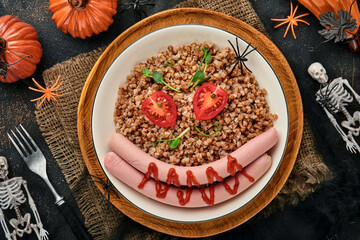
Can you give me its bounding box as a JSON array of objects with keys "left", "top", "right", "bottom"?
[
  {"left": 0, "top": 157, "right": 8, "bottom": 180},
  {"left": 308, "top": 62, "right": 328, "bottom": 84}
]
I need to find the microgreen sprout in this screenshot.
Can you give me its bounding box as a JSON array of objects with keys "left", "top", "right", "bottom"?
[
  {"left": 194, "top": 122, "right": 222, "bottom": 137},
  {"left": 188, "top": 47, "right": 212, "bottom": 88},
  {"left": 142, "top": 59, "right": 180, "bottom": 93},
  {"left": 154, "top": 127, "right": 190, "bottom": 149}
]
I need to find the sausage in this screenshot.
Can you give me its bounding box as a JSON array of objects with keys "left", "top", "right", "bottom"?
[
  {"left": 108, "top": 127, "right": 278, "bottom": 187},
  {"left": 108, "top": 127, "right": 278, "bottom": 186},
  {"left": 104, "top": 152, "right": 272, "bottom": 208},
  {"left": 108, "top": 128, "right": 278, "bottom": 187}
]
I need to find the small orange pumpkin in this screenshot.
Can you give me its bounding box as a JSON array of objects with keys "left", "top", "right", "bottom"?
[
  {"left": 0, "top": 15, "right": 43, "bottom": 83},
  {"left": 299, "top": 0, "right": 360, "bottom": 37},
  {"left": 49, "top": 0, "right": 118, "bottom": 39}
]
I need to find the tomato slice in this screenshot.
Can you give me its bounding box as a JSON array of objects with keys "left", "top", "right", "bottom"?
[
  {"left": 142, "top": 91, "right": 177, "bottom": 127},
  {"left": 193, "top": 83, "right": 228, "bottom": 120}
]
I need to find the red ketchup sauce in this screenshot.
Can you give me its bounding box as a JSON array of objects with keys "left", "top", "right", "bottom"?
[
  {"left": 166, "top": 168, "right": 180, "bottom": 187},
  {"left": 177, "top": 188, "right": 193, "bottom": 206},
  {"left": 227, "top": 155, "right": 243, "bottom": 176},
  {"left": 206, "top": 167, "right": 223, "bottom": 184},
  {"left": 199, "top": 185, "right": 215, "bottom": 205},
  {"left": 137, "top": 162, "right": 159, "bottom": 189},
  {"left": 137, "top": 154, "right": 256, "bottom": 206},
  {"left": 155, "top": 182, "right": 170, "bottom": 198},
  {"left": 242, "top": 170, "right": 255, "bottom": 182},
  {"left": 186, "top": 170, "right": 200, "bottom": 187}
]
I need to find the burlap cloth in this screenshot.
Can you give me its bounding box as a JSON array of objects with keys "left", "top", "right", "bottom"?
[{"left": 34, "top": 0, "right": 333, "bottom": 239}]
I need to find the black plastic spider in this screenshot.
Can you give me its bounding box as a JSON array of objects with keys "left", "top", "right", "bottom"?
[
  {"left": 121, "top": 0, "right": 155, "bottom": 19},
  {"left": 89, "top": 175, "right": 119, "bottom": 206},
  {"left": 225, "top": 38, "right": 256, "bottom": 76},
  {"left": 316, "top": 80, "right": 340, "bottom": 115}
]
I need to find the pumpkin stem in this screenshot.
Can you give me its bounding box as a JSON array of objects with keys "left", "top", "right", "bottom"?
[
  {"left": 5, "top": 55, "right": 33, "bottom": 66},
  {"left": 68, "top": 0, "right": 87, "bottom": 8}
]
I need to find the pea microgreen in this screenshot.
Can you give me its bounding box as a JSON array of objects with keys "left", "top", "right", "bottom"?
[
  {"left": 188, "top": 47, "right": 212, "bottom": 88},
  {"left": 142, "top": 59, "right": 180, "bottom": 93},
  {"left": 154, "top": 127, "right": 190, "bottom": 149},
  {"left": 194, "top": 122, "right": 222, "bottom": 137}
]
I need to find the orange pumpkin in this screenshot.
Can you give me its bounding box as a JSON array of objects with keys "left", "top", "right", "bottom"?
[
  {"left": 299, "top": 0, "right": 360, "bottom": 37},
  {"left": 0, "top": 15, "right": 43, "bottom": 83},
  {"left": 49, "top": 0, "right": 118, "bottom": 39}
]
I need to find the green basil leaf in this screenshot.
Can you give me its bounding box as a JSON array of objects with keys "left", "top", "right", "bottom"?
[
  {"left": 152, "top": 71, "right": 164, "bottom": 84},
  {"left": 193, "top": 71, "right": 205, "bottom": 82},
  {"left": 199, "top": 76, "right": 211, "bottom": 84},
  {"left": 205, "top": 52, "right": 212, "bottom": 64},
  {"left": 169, "top": 138, "right": 181, "bottom": 149},
  {"left": 193, "top": 76, "right": 211, "bottom": 88},
  {"left": 142, "top": 68, "right": 152, "bottom": 77}
]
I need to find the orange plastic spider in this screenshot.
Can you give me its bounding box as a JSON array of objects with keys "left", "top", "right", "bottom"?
[
  {"left": 271, "top": 2, "right": 310, "bottom": 39},
  {"left": 29, "top": 75, "right": 63, "bottom": 108}
]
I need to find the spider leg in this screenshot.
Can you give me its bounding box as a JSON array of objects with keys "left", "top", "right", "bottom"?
[
  {"left": 242, "top": 46, "right": 256, "bottom": 58},
  {"left": 273, "top": 20, "right": 290, "bottom": 29},
  {"left": 283, "top": 22, "right": 291, "bottom": 38},
  {"left": 50, "top": 93, "right": 63, "bottom": 97},
  {"left": 290, "top": 23, "right": 297, "bottom": 39},
  {"left": 228, "top": 61, "right": 238, "bottom": 75},
  {"left": 36, "top": 96, "right": 47, "bottom": 108},
  {"left": 31, "top": 78, "right": 46, "bottom": 91},
  {"left": 50, "top": 95, "right": 60, "bottom": 104},
  {"left": 139, "top": 0, "right": 154, "bottom": 4},
  {"left": 28, "top": 87, "right": 46, "bottom": 93},
  {"left": 90, "top": 174, "right": 106, "bottom": 182},
  {"left": 89, "top": 179, "right": 106, "bottom": 186},
  {"left": 242, "top": 61, "right": 252, "bottom": 73},
  {"left": 224, "top": 58, "right": 238, "bottom": 67},
  {"left": 140, "top": 7, "right": 148, "bottom": 17},
  {"left": 109, "top": 187, "right": 120, "bottom": 199},
  {"left": 239, "top": 61, "right": 244, "bottom": 75},
  {"left": 30, "top": 94, "right": 46, "bottom": 102},
  {"left": 50, "top": 75, "right": 62, "bottom": 89},
  {"left": 293, "top": 13, "right": 309, "bottom": 20},
  {"left": 107, "top": 186, "right": 111, "bottom": 207},
  {"left": 294, "top": 18, "right": 310, "bottom": 25},
  {"left": 99, "top": 188, "right": 107, "bottom": 205},
  {"left": 241, "top": 44, "right": 251, "bottom": 58},
  {"left": 236, "top": 38, "right": 240, "bottom": 57},
  {"left": 50, "top": 79, "right": 63, "bottom": 91},
  {"left": 291, "top": 3, "right": 299, "bottom": 18},
  {"left": 271, "top": 18, "right": 288, "bottom": 21},
  {"left": 227, "top": 40, "right": 238, "bottom": 55}
]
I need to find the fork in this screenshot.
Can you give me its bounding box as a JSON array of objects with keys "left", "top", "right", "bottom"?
[{"left": 8, "top": 125, "right": 91, "bottom": 240}]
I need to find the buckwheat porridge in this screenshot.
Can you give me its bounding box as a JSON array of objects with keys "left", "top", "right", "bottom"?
[{"left": 114, "top": 42, "right": 277, "bottom": 166}]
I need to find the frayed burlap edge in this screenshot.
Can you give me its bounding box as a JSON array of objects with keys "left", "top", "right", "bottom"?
[
  {"left": 35, "top": 48, "right": 128, "bottom": 239},
  {"left": 34, "top": 0, "right": 333, "bottom": 239},
  {"left": 175, "top": 0, "right": 267, "bottom": 35}
]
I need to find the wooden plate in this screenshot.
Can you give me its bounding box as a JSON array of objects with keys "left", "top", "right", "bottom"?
[{"left": 78, "top": 8, "right": 303, "bottom": 237}]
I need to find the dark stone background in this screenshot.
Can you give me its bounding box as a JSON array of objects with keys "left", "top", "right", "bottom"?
[{"left": 0, "top": 0, "right": 360, "bottom": 239}]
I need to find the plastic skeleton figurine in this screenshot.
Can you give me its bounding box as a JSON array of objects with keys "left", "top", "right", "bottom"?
[
  {"left": 0, "top": 156, "right": 48, "bottom": 240},
  {"left": 308, "top": 62, "right": 360, "bottom": 153}
]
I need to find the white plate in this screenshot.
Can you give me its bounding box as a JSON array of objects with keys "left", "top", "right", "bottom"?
[{"left": 91, "top": 24, "right": 288, "bottom": 222}]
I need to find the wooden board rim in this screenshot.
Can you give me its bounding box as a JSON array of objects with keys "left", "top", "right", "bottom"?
[{"left": 77, "top": 8, "right": 303, "bottom": 238}]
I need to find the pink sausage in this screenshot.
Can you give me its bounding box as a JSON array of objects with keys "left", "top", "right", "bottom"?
[
  {"left": 104, "top": 152, "right": 272, "bottom": 208},
  {"left": 108, "top": 127, "right": 278, "bottom": 186}
]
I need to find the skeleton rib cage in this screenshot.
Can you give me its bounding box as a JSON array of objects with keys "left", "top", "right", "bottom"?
[
  {"left": 0, "top": 177, "right": 26, "bottom": 210},
  {"left": 316, "top": 78, "right": 354, "bottom": 114}
]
